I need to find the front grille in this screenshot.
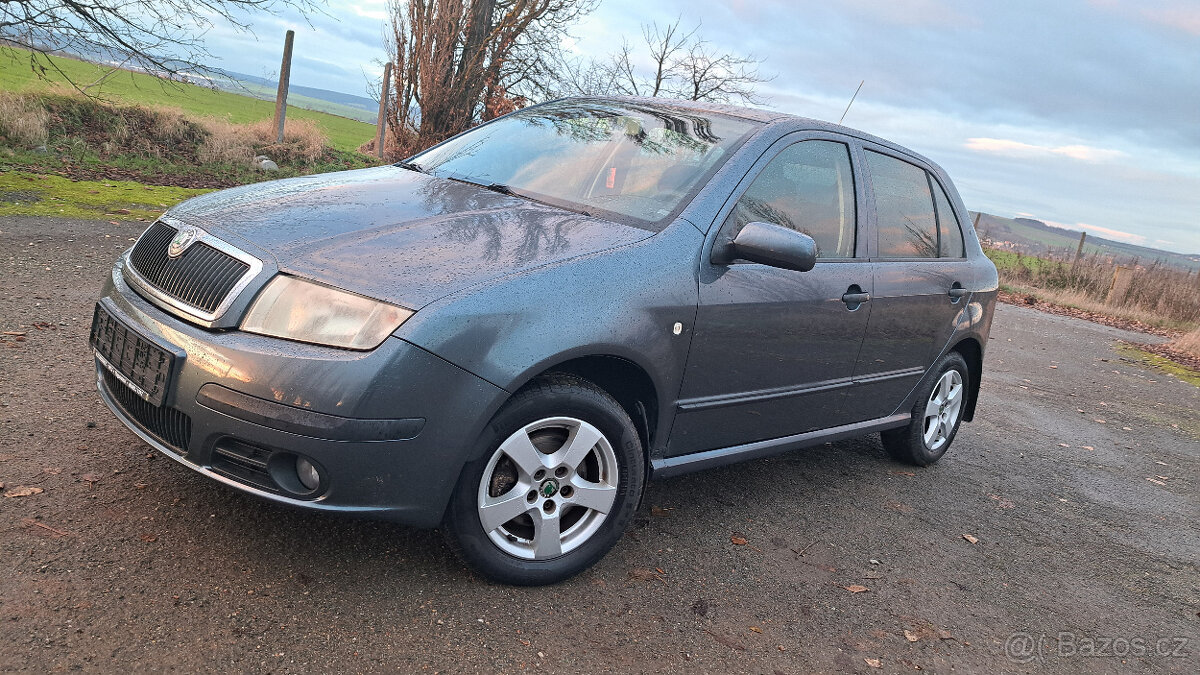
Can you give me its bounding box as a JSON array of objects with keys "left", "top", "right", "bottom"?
[
  {"left": 90, "top": 303, "right": 173, "bottom": 406},
  {"left": 129, "top": 221, "right": 251, "bottom": 315},
  {"left": 210, "top": 439, "right": 279, "bottom": 493},
  {"left": 101, "top": 368, "right": 191, "bottom": 453}
]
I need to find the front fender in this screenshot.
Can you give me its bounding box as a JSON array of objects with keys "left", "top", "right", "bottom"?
[{"left": 394, "top": 221, "right": 704, "bottom": 453}]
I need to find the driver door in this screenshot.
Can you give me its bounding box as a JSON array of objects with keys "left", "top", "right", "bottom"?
[{"left": 668, "top": 136, "right": 873, "bottom": 457}]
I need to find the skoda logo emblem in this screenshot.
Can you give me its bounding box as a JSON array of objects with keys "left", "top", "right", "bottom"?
[
  {"left": 168, "top": 226, "right": 200, "bottom": 258},
  {"left": 540, "top": 480, "right": 559, "bottom": 498}
]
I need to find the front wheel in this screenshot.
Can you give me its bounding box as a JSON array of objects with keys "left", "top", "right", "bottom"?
[
  {"left": 442, "top": 374, "right": 644, "bottom": 585},
  {"left": 881, "top": 352, "right": 969, "bottom": 466}
]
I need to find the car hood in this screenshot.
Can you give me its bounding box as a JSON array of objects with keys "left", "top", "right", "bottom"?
[{"left": 167, "top": 166, "right": 654, "bottom": 308}]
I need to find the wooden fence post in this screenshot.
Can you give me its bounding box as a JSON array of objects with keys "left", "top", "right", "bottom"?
[
  {"left": 376, "top": 62, "right": 393, "bottom": 159},
  {"left": 274, "top": 30, "right": 295, "bottom": 144},
  {"left": 1106, "top": 265, "right": 1133, "bottom": 305},
  {"left": 1073, "top": 231, "right": 1086, "bottom": 265}
]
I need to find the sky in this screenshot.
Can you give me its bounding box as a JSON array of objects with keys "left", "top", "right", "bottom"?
[{"left": 202, "top": 0, "right": 1200, "bottom": 254}]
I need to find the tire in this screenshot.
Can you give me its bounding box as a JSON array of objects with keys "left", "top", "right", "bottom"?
[
  {"left": 442, "top": 373, "right": 645, "bottom": 585},
  {"left": 880, "top": 351, "right": 969, "bottom": 467}
]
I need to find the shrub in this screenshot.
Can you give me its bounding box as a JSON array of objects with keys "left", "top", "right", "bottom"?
[
  {"left": 199, "top": 118, "right": 328, "bottom": 167},
  {"left": 1175, "top": 327, "right": 1200, "bottom": 360},
  {"left": 0, "top": 92, "right": 51, "bottom": 148}
]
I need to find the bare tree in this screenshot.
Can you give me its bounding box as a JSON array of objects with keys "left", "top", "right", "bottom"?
[
  {"left": 552, "top": 18, "right": 771, "bottom": 105},
  {"left": 677, "top": 39, "right": 767, "bottom": 104},
  {"left": 0, "top": 0, "right": 324, "bottom": 89},
  {"left": 385, "top": 0, "right": 595, "bottom": 157}
]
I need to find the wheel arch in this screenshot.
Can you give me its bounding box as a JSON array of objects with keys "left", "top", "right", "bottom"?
[
  {"left": 950, "top": 336, "right": 983, "bottom": 422},
  {"left": 510, "top": 354, "right": 661, "bottom": 464}
]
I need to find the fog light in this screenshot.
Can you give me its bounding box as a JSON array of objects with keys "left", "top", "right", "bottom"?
[{"left": 296, "top": 457, "right": 321, "bottom": 491}]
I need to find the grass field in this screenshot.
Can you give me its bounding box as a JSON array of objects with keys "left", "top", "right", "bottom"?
[
  {"left": 223, "top": 79, "right": 377, "bottom": 124},
  {"left": 0, "top": 171, "right": 208, "bottom": 221},
  {"left": 0, "top": 49, "right": 376, "bottom": 152}
]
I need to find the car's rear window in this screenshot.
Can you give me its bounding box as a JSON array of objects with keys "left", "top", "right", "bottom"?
[{"left": 412, "top": 101, "right": 760, "bottom": 228}]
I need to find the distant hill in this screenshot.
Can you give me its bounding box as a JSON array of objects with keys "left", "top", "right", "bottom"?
[
  {"left": 211, "top": 72, "right": 379, "bottom": 124},
  {"left": 973, "top": 212, "right": 1200, "bottom": 271}
]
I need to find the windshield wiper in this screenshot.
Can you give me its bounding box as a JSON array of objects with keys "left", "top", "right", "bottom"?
[
  {"left": 397, "top": 161, "right": 428, "bottom": 174},
  {"left": 482, "top": 182, "right": 517, "bottom": 196},
  {"left": 444, "top": 176, "right": 593, "bottom": 217},
  {"left": 445, "top": 176, "right": 519, "bottom": 196}
]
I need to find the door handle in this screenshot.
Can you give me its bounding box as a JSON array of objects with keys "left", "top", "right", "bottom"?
[
  {"left": 948, "top": 283, "right": 969, "bottom": 300},
  {"left": 842, "top": 285, "right": 871, "bottom": 308}
]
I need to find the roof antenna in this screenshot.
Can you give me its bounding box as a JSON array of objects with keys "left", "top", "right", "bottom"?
[{"left": 839, "top": 80, "right": 864, "bottom": 125}]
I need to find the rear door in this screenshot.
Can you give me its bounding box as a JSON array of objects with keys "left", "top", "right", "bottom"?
[
  {"left": 668, "top": 135, "right": 873, "bottom": 456},
  {"left": 852, "top": 146, "right": 975, "bottom": 419}
]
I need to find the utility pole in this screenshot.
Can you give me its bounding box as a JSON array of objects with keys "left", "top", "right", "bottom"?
[
  {"left": 274, "top": 30, "right": 295, "bottom": 144},
  {"left": 376, "top": 62, "right": 393, "bottom": 159}
]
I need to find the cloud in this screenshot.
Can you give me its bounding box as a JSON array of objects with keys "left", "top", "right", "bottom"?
[
  {"left": 1143, "top": 6, "right": 1200, "bottom": 35},
  {"left": 836, "top": 0, "right": 980, "bottom": 28},
  {"left": 1091, "top": 0, "right": 1200, "bottom": 36},
  {"left": 1042, "top": 219, "right": 1147, "bottom": 245},
  {"left": 964, "top": 138, "right": 1124, "bottom": 163}
]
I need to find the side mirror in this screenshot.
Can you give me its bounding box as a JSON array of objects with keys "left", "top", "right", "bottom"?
[{"left": 716, "top": 221, "right": 817, "bottom": 272}]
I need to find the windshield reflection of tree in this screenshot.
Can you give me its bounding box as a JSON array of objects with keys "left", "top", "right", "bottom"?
[{"left": 417, "top": 178, "right": 575, "bottom": 264}]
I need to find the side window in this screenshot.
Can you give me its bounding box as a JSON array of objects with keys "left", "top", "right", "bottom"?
[
  {"left": 865, "top": 150, "right": 938, "bottom": 258},
  {"left": 724, "top": 140, "right": 856, "bottom": 259},
  {"left": 931, "top": 178, "right": 965, "bottom": 258}
]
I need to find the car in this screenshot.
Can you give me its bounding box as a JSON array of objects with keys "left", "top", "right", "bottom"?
[{"left": 90, "top": 96, "right": 998, "bottom": 585}]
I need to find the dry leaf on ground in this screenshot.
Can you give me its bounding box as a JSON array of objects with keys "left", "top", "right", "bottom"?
[
  {"left": 865, "top": 657, "right": 882, "bottom": 668},
  {"left": 4, "top": 486, "right": 44, "bottom": 498},
  {"left": 843, "top": 584, "right": 869, "bottom": 593},
  {"left": 731, "top": 535, "right": 748, "bottom": 546},
  {"left": 962, "top": 534, "right": 979, "bottom": 544}
]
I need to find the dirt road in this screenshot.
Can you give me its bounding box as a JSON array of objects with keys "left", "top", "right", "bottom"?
[{"left": 2, "top": 217, "right": 1197, "bottom": 673}]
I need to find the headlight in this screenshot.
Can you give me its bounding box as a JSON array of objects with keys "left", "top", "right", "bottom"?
[{"left": 241, "top": 275, "right": 413, "bottom": 350}]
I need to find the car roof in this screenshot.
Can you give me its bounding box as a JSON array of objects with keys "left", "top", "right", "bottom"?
[{"left": 559, "top": 96, "right": 945, "bottom": 177}]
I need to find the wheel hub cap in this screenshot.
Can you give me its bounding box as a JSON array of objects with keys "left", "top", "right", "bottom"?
[{"left": 540, "top": 479, "right": 559, "bottom": 498}]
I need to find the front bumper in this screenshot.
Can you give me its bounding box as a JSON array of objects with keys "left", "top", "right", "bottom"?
[{"left": 94, "top": 260, "right": 507, "bottom": 527}]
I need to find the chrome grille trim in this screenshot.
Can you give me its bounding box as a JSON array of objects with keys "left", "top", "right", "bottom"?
[{"left": 124, "top": 215, "right": 264, "bottom": 326}]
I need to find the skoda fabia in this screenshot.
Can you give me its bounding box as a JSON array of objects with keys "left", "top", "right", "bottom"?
[{"left": 92, "top": 97, "right": 998, "bottom": 585}]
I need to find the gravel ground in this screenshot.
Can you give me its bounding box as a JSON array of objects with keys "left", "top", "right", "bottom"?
[{"left": 1, "top": 216, "right": 1197, "bottom": 674}]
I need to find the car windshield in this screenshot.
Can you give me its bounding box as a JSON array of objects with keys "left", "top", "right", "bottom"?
[{"left": 410, "top": 100, "right": 760, "bottom": 228}]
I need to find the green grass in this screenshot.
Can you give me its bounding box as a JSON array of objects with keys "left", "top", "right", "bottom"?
[
  {"left": 984, "top": 248, "right": 1063, "bottom": 275},
  {"left": 1115, "top": 343, "right": 1200, "bottom": 388},
  {"left": 0, "top": 171, "right": 209, "bottom": 221},
  {"left": 1, "top": 48, "right": 376, "bottom": 152},
  {"left": 228, "top": 80, "right": 377, "bottom": 123}
]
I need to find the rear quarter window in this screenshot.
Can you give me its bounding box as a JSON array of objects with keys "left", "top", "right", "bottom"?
[{"left": 932, "top": 179, "right": 965, "bottom": 258}]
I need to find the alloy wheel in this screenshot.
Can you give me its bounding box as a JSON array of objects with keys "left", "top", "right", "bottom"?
[
  {"left": 477, "top": 417, "right": 619, "bottom": 560},
  {"left": 922, "top": 370, "right": 964, "bottom": 451}
]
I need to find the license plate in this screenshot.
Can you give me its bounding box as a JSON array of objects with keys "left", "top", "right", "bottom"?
[{"left": 90, "top": 302, "right": 179, "bottom": 407}]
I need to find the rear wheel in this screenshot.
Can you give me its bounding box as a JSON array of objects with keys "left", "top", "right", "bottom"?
[
  {"left": 443, "top": 374, "right": 644, "bottom": 585},
  {"left": 881, "top": 352, "right": 969, "bottom": 466}
]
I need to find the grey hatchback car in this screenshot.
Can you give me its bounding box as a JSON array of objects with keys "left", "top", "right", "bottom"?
[{"left": 92, "top": 97, "right": 997, "bottom": 585}]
